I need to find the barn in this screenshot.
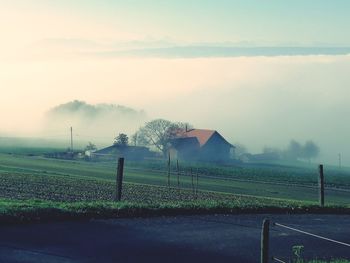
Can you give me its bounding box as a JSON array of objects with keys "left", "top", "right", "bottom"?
[{"left": 169, "top": 128, "right": 235, "bottom": 162}]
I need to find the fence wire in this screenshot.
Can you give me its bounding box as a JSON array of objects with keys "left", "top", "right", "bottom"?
[
  {"left": 269, "top": 221, "right": 350, "bottom": 263},
  {"left": 273, "top": 222, "right": 350, "bottom": 248},
  {"left": 272, "top": 256, "right": 287, "bottom": 263}
]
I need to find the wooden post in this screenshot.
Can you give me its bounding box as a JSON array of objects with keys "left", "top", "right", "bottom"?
[
  {"left": 115, "top": 157, "right": 124, "bottom": 201},
  {"left": 70, "top": 126, "right": 73, "bottom": 154},
  {"left": 167, "top": 153, "right": 171, "bottom": 188},
  {"left": 191, "top": 167, "right": 194, "bottom": 194},
  {"left": 319, "top": 164, "right": 325, "bottom": 207},
  {"left": 177, "top": 159, "right": 180, "bottom": 189},
  {"left": 196, "top": 168, "right": 199, "bottom": 196},
  {"left": 261, "top": 219, "right": 270, "bottom": 263}
]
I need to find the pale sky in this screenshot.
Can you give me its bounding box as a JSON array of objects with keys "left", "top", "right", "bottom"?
[
  {"left": 0, "top": 1, "right": 350, "bottom": 165},
  {"left": 1, "top": 0, "right": 350, "bottom": 51}
]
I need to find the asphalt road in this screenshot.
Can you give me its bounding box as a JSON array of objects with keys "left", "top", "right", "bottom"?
[{"left": 0, "top": 214, "right": 349, "bottom": 263}]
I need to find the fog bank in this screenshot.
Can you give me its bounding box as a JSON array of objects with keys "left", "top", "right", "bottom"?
[{"left": 1, "top": 55, "right": 349, "bottom": 165}]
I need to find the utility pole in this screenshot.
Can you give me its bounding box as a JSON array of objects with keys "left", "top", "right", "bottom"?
[
  {"left": 70, "top": 126, "right": 73, "bottom": 153},
  {"left": 338, "top": 153, "right": 342, "bottom": 169}
]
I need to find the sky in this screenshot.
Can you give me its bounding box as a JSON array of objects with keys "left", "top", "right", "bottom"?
[{"left": 0, "top": 0, "right": 350, "bottom": 165}]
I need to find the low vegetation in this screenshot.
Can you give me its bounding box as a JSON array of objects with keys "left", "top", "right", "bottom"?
[
  {"left": 0, "top": 168, "right": 350, "bottom": 224},
  {"left": 1, "top": 197, "right": 350, "bottom": 225}
]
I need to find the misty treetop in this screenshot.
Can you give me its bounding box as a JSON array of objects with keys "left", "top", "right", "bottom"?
[
  {"left": 263, "top": 140, "right": 320, "bottom": 163},
  {"left": 47, "top": 100, "right": 145, "bottom": 118},
  {"left": 42, "top": 100, "right": 147, "bottom": 140},
  {"left": 287, "top": 140, "right": 320, "bottom": 162}
]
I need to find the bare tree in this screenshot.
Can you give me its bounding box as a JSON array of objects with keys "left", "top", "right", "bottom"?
[
  {"left": 234, "top": 143, "right": 248, "bottom": 159},
  {"left": 136, "top": 119, "right": 190, "bottom": 156},
  {"left": 84, "top": 142, "right": 97, "bottom": 151},
  {"left": 130, "top": 132, "right": 138, "bottom": 146}
]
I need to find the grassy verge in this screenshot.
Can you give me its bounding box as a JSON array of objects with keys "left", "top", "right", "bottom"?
[
  {"left": 1, "top": 197, "right": 350, "bottom": 225},
  {"left": 306, "top": 260, "right": 350, "bottom": 263}
]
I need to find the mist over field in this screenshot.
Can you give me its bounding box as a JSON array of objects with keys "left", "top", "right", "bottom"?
[{"left": 1, "top": 53, "right": 349, "bottom": 166}]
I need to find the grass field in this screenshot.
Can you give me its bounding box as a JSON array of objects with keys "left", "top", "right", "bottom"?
[{"left": 0, "top": 153, "right": 349, "bottom": 205}]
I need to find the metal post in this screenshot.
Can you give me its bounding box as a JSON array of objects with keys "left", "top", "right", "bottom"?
[
  {"left": 319, "top": 164, "right": 325, "bottom": 207},
  {"left": 115, "top": 157, "right": 124, "bottom": 201},
  {"left": 261, "top": 219, "right": 270, "bottom": 263}
]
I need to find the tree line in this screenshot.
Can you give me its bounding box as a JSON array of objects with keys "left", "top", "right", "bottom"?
[{"left": 236, "top": 139, "right": 320, "bottom": 163}]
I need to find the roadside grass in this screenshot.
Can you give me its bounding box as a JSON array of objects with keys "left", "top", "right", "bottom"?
[{"left": 1, "top": 196, "right": 350, "bottom": 224}]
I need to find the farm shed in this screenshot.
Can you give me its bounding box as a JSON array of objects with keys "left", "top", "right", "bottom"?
[
  {"left": 91, "top": 145, "right": 153, "bottom": 161},
  {"left": 169, "top": 128, "right": 235, "bottom": 162}
]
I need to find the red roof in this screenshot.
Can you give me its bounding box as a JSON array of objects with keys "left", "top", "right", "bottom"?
[
  {"left": 175, "top": 128, "right": 234, "bottom": 148},
  {"left": 175, "top": 128, "right": 221, "bottom": 147},
  {"left": 184, "top": 129, "right": 216, "bottom": 147}
]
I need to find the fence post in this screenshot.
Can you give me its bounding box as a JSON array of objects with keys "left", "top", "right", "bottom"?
[
  {"left": 261, "top": 219, "right": 270, "bottom": 263},
  {"left": 115, "top": 157, "right": 124, "bottom": 201},
  {"left": 196, "top": 168, "right": 199, "bottom": 197},
  {"left": 319, "top": 164, "right": 325, "bottom": 207},
  {"left": 177, "top": 159, "right": 180, "bottom": 189},
  {"left": 191, "top": 167, "right": 194, "bottom": 194},
  {"left": 167, "top": 153, "right": 171, "bottom": 188}
]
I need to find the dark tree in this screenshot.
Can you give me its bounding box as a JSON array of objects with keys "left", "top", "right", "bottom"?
[
  {"left": 285, "top": 140, "right": 303, "bottom": 161},
  {"left": 302, "top": 140, "right": 320, "bottom": 162},
  {"left": 114, "top": 133, "right": 129, "bottom": 146}
]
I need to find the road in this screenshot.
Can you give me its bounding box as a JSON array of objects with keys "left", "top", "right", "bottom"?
[{"left": 0, "top": 214, "right": 349, "bottom": 263}]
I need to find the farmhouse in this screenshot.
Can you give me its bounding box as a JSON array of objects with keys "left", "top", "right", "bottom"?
[{"left": 169, "top": 128, "right": 235, "bottom": 162}]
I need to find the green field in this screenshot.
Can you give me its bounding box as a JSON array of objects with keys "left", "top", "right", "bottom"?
[{"left": 0, "top": 152, "right": 349, "bottom": 205}]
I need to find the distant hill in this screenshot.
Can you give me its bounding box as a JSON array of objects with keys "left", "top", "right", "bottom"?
[
  {"left": 48, "top": 100, "right": 143, "bottom": 118},
  {"left": 43, "top": 100, "right": 146, "bottom": 144}
]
